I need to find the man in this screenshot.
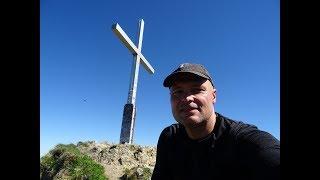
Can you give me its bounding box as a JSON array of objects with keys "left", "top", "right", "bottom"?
[{"left": 151, "top": 63, "right": 280, "bottom": 180}]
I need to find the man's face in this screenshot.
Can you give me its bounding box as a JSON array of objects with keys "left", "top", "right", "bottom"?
[{"left": 170, "top": 77, "right": 216, "bottom": 128}]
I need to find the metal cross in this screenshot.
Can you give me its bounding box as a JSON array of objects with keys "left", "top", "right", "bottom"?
[{"left": 112, "top": 19, "right": 154, "bottom": 144}]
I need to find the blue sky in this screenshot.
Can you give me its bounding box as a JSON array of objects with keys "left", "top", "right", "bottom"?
[{"left": 41, "top": 0, "right": 279, "bottom": 157}]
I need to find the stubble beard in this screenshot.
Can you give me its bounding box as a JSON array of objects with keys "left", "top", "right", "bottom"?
[{"left": 174, "top": 110, "right": 209, "bottom": 129}]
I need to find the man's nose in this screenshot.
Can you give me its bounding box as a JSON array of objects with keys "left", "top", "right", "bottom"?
[{"left": 182, "top": 93, "right": 195, "bottom": 102}]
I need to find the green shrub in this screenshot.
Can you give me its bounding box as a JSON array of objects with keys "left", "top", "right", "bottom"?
[
  {"left": 120, "top": 166, "right": 152, "bottom": 180},
  {"left": 40, "top": 143, "right": 108, "bottom": 180},
  {"left": 69, "top": 155, "right": 106, "bottom": 180},
  {"left": 77, "top": 141, "right": 91, "bottom": 147},
  {"left": 142, "top": 167, "right": 152, "bottom": 179}
]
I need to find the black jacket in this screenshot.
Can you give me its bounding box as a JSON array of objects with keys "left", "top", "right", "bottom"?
[{"left": 151, "top": 113, "right": 280, "bottom": 180}]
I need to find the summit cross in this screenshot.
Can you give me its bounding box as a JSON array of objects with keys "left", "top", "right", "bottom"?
[{"left": 112, "top": 19, "right": 155, "bottom": 144}]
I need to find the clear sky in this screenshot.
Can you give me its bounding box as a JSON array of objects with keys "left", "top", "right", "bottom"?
[{"left": 41, "top": 0, "right": 279, "bottom": 157}]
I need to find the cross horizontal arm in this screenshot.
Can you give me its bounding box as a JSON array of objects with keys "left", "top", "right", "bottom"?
[{"left": 112, "top": 23, "right": 155, "bottom": 74}]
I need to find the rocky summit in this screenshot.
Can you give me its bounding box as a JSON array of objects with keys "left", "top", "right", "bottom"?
[{"left": 40, "top": 141, "right": 157, "bottom": 180}]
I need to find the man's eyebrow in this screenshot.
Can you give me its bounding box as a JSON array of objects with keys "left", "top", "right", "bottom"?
[
  {"left": 189, "top": 83, "right": 205, "bottom": 88},
  {"left": 170, "top": 86, "right": 182, "bottom": 91}
]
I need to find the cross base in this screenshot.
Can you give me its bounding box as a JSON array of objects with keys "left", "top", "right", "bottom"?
[{"left": 120, "top": 103, "right": 136, "bottom": 144}]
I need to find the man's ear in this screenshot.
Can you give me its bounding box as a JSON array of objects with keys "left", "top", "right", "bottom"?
[{"left": 212, "top": 88, "right": 217, "bottom": 104}]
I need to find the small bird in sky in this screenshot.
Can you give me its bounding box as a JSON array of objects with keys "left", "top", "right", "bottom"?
[{"left": 83, "top": 99, "right": 87, "bottom": 102}]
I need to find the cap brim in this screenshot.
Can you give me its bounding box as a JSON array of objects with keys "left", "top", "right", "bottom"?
[{"left": 163, "top": 71, "right": 209, "bottom": 87}]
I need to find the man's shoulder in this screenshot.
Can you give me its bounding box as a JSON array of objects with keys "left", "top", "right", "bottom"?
[
  {"left": 218, "top": 113, "right": 280, "bottom": 147},
  {"left": 218, "top": 113, "right": 257, "bottom": 131},
  {"left": 160, "top": 123, "right": 184, "bottom": 137},
  {"left": 217, "top": 113, "right": 261, "bottom": 140}
]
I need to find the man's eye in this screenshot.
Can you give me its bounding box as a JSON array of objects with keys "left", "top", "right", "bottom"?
[
  {"left": 172, "top": 90, "right": 183, "bottom": 95},
  {"left": 191, "top": 88, "right": 203, "bottom": 93}
]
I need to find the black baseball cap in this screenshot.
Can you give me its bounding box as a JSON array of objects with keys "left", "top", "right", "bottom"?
[{"left": 163, "top": 63, "right": 214, "bottom": 87}]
